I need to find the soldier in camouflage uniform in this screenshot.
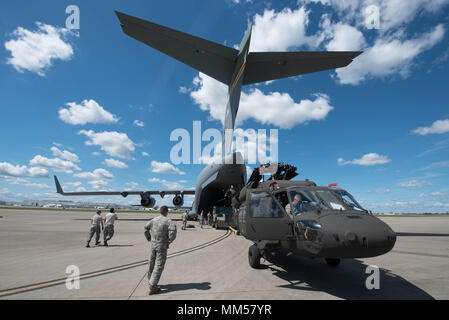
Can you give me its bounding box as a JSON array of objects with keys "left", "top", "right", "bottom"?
[
  {"left": 103, "top": 208, "right": 118, "bottom": 247},
  {"left": 144, "top": 206, "right": 177, "bottom": 295},
  {"left": 86, "top": 210, "right": 103, "bottom": 248}
]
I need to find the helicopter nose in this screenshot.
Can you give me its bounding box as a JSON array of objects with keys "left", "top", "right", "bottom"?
[{"left": 318, "top": 214, "right": 396, "bottom": 258}]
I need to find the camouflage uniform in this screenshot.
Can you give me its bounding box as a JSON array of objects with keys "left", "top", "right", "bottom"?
[
  {"left": 103, "top": 212, "right": 117, "bottom": 242},
  {"left": 87, "top": 214, "right": 102, "bottom": 245},
  {"left": 144, "top": 215, "right": 177, "bottom": 290}
]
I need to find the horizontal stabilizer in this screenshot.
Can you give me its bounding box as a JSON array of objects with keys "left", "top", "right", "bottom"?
[
  {"left": 243, "top": 51, "right": 362, "bottom": 85},
  {"left": 115, "top": 11, "right": 238, "bottom": 85}
]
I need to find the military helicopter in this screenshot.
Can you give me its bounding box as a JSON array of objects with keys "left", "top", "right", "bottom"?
[{"left": 231, "top": 163, "right": 397, "bottom": 268}]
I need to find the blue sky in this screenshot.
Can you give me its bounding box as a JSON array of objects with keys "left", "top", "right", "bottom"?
[{"left": 1, "top": 0, "right": 448, "bottom": 213}]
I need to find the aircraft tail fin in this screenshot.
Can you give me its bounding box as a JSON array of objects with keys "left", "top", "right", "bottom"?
[
  {"left": 54, "top": 176, "right": 64, "bottom": 195},
  {"left": 115, "top": 12, "right": 362, "bottom": 160}
]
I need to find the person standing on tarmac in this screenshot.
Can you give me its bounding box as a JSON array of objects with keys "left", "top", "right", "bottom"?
[
  {"left": 86, "top": 210, "right": 103, "bottom": 248},
  {"left": 103, "top": 208, "right": 118, "bottom": 246},
  {"left": 181, "top": 210, "right": 188, "bottom": 230},
  {"left": 144, "top": 206, "right": 177, "bottom": 295},
  {"left": 200, "top": 210, "right": 205, "bottom": 228}
]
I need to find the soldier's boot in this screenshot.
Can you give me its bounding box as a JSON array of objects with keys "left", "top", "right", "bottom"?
[
  {"left": 104, "top": 240, "right": 108, "bottom": 247},
  {"left": 148, "top": 286, "right": 161, "bottom": 295},
  {"left": 86, "top": 242, "right": 90, "bottom": 248},
  {"left": 95, "top": 241, "right": 101, "bottom": 246}
]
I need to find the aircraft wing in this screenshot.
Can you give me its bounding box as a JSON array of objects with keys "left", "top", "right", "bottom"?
[
  {"left": 243, "top": 51, "right": 362, "bottom": 85},
  {"left": 115, "top": 11, "right": 238, "bottom": 85},
  {"left": 54, "top": 176, "right": 194, "bottom": 197}
]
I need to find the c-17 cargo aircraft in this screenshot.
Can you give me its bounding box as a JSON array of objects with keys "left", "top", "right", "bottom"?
[
  {"left": 55, "top": 11, "right": 396, "bottom": 268},
  {"left": 55, "top": 11, "right": 361, "bottom": 217}
]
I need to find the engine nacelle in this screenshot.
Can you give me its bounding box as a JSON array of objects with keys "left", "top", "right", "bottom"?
[
  {"left": 140, "top": 192, "right": 156, "bottom": 208},
  {"left": 172, "top": 194, "right": 184, "bottom": 207}
]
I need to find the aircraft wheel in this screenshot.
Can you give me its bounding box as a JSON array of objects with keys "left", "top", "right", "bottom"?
[
  {"left": 325, "top": 258, "right": 341, "bottom": 267},
  {"left": 248, "top": 244, "right": 261, "bottom": 269}
]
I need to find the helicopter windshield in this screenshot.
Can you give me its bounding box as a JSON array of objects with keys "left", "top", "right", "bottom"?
[
  {"left": 332, "top": 190, "right": 367, "bottom": 212},
  {"left": 287, "top": 190, "right": 329, "bottom": 215}
]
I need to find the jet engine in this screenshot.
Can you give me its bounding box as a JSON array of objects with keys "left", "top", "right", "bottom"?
[
  {"left": 172, "top": 194, "right": 184, "bottom": 207},
  {"left": 140, "top": 192, "right": 156, "bottom": 208}
]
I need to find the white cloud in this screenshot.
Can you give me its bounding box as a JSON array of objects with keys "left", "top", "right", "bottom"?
[
  {"left": 418, "top": 192, "right": 427, "bottom": 198},
  {"left": 300, "top": 0, "right": 449, "bottom": 30},
  {"left": 148, "top": 178, "right": 185, "bottom": 190},
  {"left": 59, "top": 99, "right": 119, "bottom": 125},
  {"left": 79, "top": 130, "right": 135, "bottom": 159},
  {"left": 133, "top": 120, "right": 145, "bottom": 127},
  {"left": 178, "top": 86, "right": 189, "bottom": 94},
  {"left": 141, "top": 152, "right": 150, "bottom": 157},
  {"left": 88, "top": 180, "right": 109, "bottom": 189},
  {"left": 50, "top": 146, "right": 79, "bottom": 162},
  {"left": 103, "top": 158, "right": 128, "bottom": 169},
  {"left": 126, "top": 182, "right": 139, "bottom": 189},
  {"left": 73, "top": 168, "right": 114, "bottom": 180},
  {"left": 412, "top": 119, "right": 449, "bottom": 135},
  {"left": 151, "top": 161, "right": 185, "bottom": 175},
  {"left": 338, "top": 153, "right": 391, "bottom": 166},
  {"left": 2, "top": 177, "right": 51, "bottom": 189},
  {"left": 29, "top": 155, "right": 80, "bottom": 174},
  {"left": 417, "top": 161, "right": 449, "bottom": 171},
  {"left": 400, "top": 179, "right": 433, "bottom": 188},
  {"left": 191, "top": 73, "right": 333, "bottom": 128},
  {"left": 368, "top": 188, "right": 391, "bottom": 194},
  {"left": 4, "top": 22, "right": 75, "bottom": 76},
  {"left": 295, "top": 1, "right": 448, "bottom": 84},
  {"left": 325, "top": 23, "right": 365, "bottom": 51},
  {"left": 0, "top": 162, "right": 48, "bottom": 178},
  {"left": 250, "top": 7, "right": 316, "bottom": 52},
  {"left": 198, "top": 128, "right": 278, "bottom": 165},
  {"left": 63, "top": 181, "right": 84, "bottom": 190},
  {"left": 23, "top": 182, "right": 51, "bottom": 189},
  {"left": 334, "top": 24, "right": 445, "bottom": 85}
]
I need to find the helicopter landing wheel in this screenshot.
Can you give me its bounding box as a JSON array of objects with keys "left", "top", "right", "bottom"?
[
  {"left": 248, "top": 244, "right": 261, "bottom": 269},
  {"left": 325, "top": 258, "right": 341, "bottom": 267}
]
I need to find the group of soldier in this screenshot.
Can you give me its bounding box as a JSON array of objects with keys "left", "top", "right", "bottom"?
[
  {"left": 86, "top": 208, "right": 118, "bottom": 247},
  {"left": 85, "top": 205, "right": 177, "bottom": 295},
  {"left": 199, "top": 210, "right": 214, "bottom": 228},
  {"left": 85, "top": 206, "right": 240, "bottom": 295}
]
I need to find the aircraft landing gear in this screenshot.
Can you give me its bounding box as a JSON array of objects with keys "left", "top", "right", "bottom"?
[
  {"left": 325, "top": 258, "right": 341, "bottom": 267},
  {"left": 248, "top": 244, "right": 261, "bottom": 269}
]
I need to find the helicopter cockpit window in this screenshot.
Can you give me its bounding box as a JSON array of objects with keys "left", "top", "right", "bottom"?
[
  {"left": 287, "top": 190, "right": 327, "bottom": 215},
  {"left": 249, "top": 192, "right": 284, "bottom": 218},
  {"left": 315, "top": 190, "right": 346, "bottom": 210},
  {"left": 333, "top": 190, "right": 366, "bottom": 212}
]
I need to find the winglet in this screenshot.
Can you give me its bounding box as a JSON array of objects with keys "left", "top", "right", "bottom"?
[{"left": 54, "top": 176, "right": 64, "bottom": 195}]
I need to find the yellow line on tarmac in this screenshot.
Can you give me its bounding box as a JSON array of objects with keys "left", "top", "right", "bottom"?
[
  {"left": 229, "top": 226, "right": 238, "bottom": 234},
  {"left": 0, "top": 230, "right": 230, "bottom": 298}
]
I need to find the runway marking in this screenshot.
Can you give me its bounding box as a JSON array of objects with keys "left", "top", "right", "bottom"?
[
  {"left": 0, "top": 230, "right": 231, "bottom": 298},
  {"left": 228, "top": 226, "right": 238, "bottom": 234}
]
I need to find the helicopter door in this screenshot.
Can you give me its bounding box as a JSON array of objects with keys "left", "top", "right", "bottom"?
[{"left": 245, "top": 191, "right": 292, "bottom": 241}]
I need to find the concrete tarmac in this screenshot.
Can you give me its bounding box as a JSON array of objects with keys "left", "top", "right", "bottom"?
[{"left": 0, "top": 209, "right": 448, "bottom": 299}]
